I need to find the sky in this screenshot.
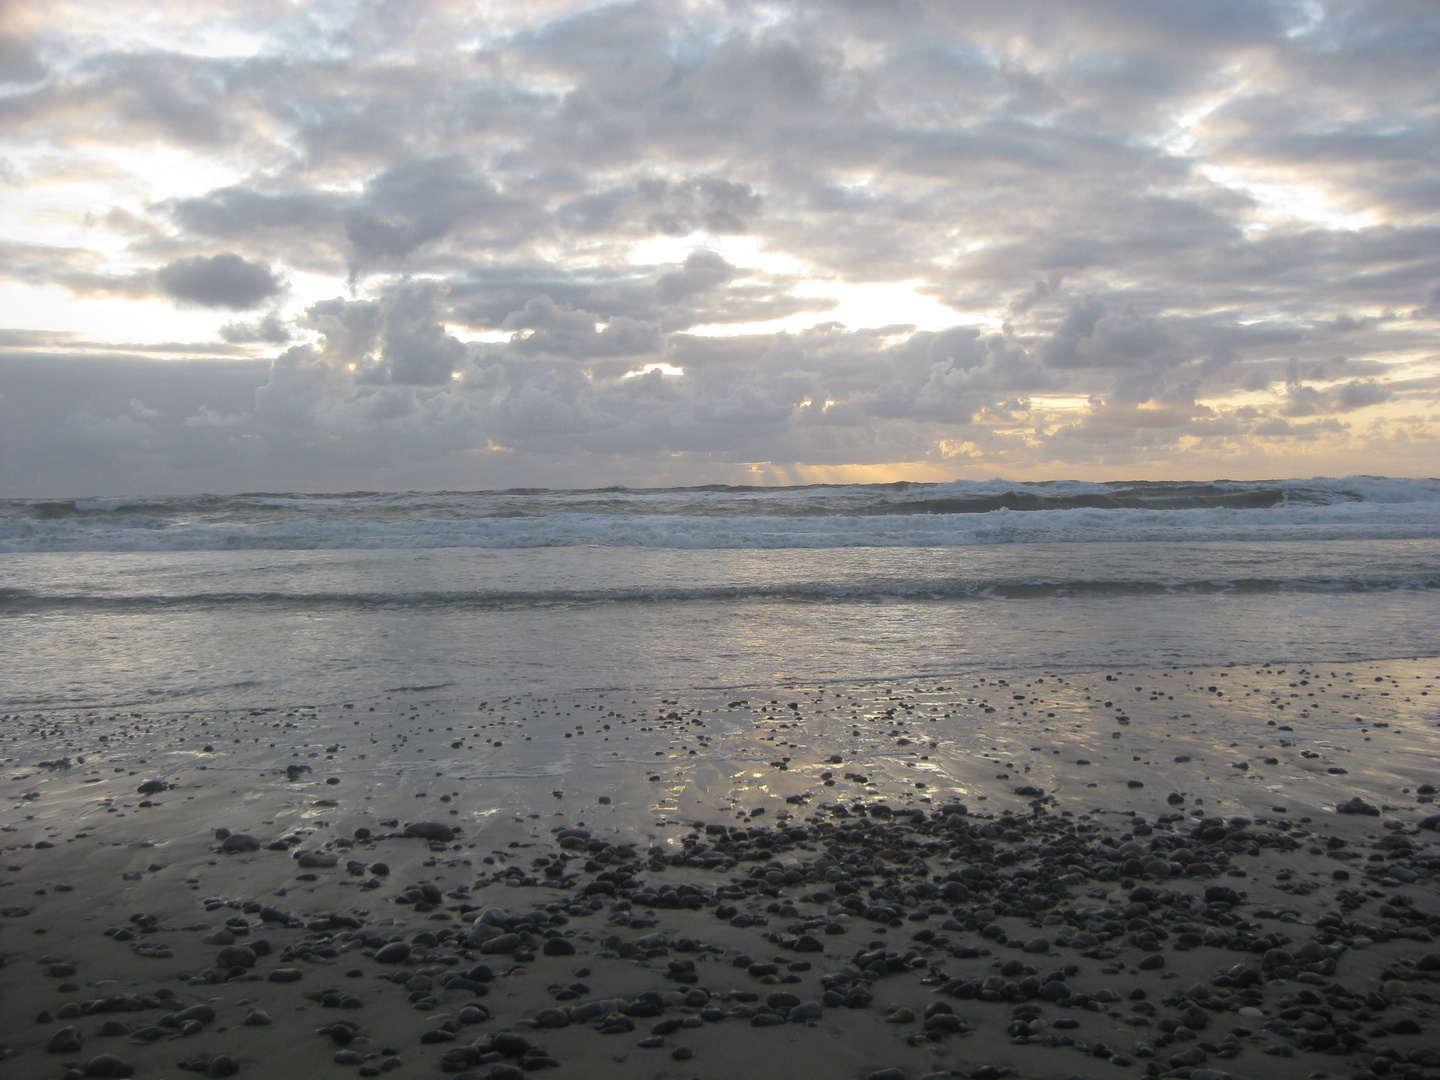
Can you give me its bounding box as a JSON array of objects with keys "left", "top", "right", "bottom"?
[{"left": 1, "top": 0, "right": 1438, "bottom": 495}]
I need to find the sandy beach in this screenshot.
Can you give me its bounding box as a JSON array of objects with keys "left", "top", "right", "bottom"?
[{"left": 1, "top": 657, "right": 1437, "bottom": 1080}]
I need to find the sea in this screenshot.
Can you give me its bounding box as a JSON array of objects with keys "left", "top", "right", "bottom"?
[{"left": 2, "top": 476, "right": 1438, "bottom": 714}]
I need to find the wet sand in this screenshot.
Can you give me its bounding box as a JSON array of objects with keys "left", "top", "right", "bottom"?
[{"left": 1, "top": 658, "right": 1437, "bottom": 1080}]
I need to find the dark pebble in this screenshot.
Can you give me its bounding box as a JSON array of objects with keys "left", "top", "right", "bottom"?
[
  {"left": 82, "top": 1055, "right": 135, "bottom": 1078},
  {"left": 374, "top": 942, "right": 411, "bottom": 964},
  {"left": 47, "top": 1026, "right": 83, "bottom": 1053},
  {"left": 402, "top": 822, "right": 456, "bottom": 841},
  {"left": 492, "top": 1032, "right": 531, "bottom": 1057},
  {"left": 1337, "top": 797, "right": 1380, "bottom": 816}
]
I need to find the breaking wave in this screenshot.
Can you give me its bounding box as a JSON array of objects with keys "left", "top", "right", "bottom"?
[{"left": 2, "top": 476, "right": 1438, "bottom": 552}]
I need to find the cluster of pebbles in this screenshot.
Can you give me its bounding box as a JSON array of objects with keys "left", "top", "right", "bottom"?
[{"left": 15, "top": 787, "right": 1440, "bottom": 1080}]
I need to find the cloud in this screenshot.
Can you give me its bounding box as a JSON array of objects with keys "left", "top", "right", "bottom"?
[
  {"left": 297, "top": 284, "right": 468, "bottom": 385},
  {"left": 219, "top": 311, "right": 291, "bottom": 345},
  {"left": 169, "top": 186, "right": 340, "bottom": 239},
  {"left": 300, "top": 297, "right": 382, "bottom": 368},
  {"left": 1281, "top": 358, "right": 1394, "bottom": 417},
  {"left": 343, "top": 155, "right": 538, "bottom": 271},
  {"left": 1, "top": 49, "right": 242, "bottom": 147},
  {"left": 502, "top": 296, "right": 661, "bottom": 359},
  {"left": 637, "top": 176, "right": 763, "bottom": 236},
  {"left": 1, "top": 0, "right": 1439, "bottom": 491},
  {"left": 447, "top": 250, "right": 832, "bottom": 335},
  {"left": 372, "top": 282, "right": 469, "bottom": 385},
  {"left": 0, "top": 31, "right": 47, "bottom": 85},
  {"left": 156, "top": 253, "right": 284, "bottom": 310},
  {"left": 656, "top": 249, "right": 736, "bottom": 302}
]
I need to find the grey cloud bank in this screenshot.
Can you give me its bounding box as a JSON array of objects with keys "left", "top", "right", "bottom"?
[{"left": 0, "top": 0, "right": 1437, "bottom": 494}]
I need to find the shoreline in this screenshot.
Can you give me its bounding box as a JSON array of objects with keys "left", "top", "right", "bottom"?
[{"left": 2, "top": 658, "right": 1437, "bottom": 1080}]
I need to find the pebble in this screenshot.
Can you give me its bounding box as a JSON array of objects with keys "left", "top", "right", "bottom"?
[
  {"left": 1337, "top": 796, "right": 1381, "bottom": 815},
  {"left": 217, "top": 945, "right": 257, "bottom": 968},
  {"left": 220, "top": 833, "right": 261, "bottom": 853},
  {"left": 402, "top": 822, "right": 456, "bottom": 841},
  {"left": 13, "top": 667, "right": 1440, "bottom": 1080},
  {"left": 374, "top": 942, "right": 411, "bottom": 964},
  {"left": 46, "top": 1026, "right": 83, "bottom": 1053},
  {"left": 81, "top": 1055, "right": 135, "bottom": 1078},
  {"left": 480, "top": 933, "right": 521, "bottom": 954}
]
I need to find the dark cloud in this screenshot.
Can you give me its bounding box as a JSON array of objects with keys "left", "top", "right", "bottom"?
[
  {"left": 372, "top": 282, "right": 469, "bottom": 385},
  {"left": 156, "top": 253, "right": 284, "bottom": 309},
  {"left": 297, "top": 285, "right": 467, "bottom": 385},
  {"left": 0, "top": 49, "right": 241, "bottom": 146},
  {"left": 219, "top": 312, "right": 292, "bottom": 345},
  {"left": 0, "top": 354, "right": 268, "bottom": 494},
  {"left": 1039, "top": 301, "right": 1176, "bottom": 370},
  {"left": 344, "top": 155, "right": 538, "bottom": 270},
  {"left": 1281, "top": 359, "right": 1394, "bottom": 417},
  {"left": 637, "top": 176, "right": 763, "bottom": 237},
  {"left": 0, "top": 31, "right": 47, "bottom": 85},
  {"left": 501, "top": 296, "right": 661, "bottom": 360},
  {"left": 447, "top": 251, "right": 832, "bottom": 335},
  {"left": 656, "top": 249, "right": 737, "bottom": 302},
  {"left": 2, "top": 0, "right": 1437, "bottom": 490},
  {"left": 300, "top": 297, "right": 382, "bottom": 367},
  {"left": 169, "top": 186, "right": 340, "bottom": 239}
]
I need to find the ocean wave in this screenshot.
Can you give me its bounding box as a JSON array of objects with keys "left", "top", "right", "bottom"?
[
  {"left": 2, "top": 476, "right": 1438, "bottom": 552},
  {"left": 2, "top": 573, "right": 1435, "bottom": 613}
]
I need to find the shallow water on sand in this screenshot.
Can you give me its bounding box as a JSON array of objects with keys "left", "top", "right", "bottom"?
[{"left": 2, "top": 539, "right": 1438, "bottom": 713}]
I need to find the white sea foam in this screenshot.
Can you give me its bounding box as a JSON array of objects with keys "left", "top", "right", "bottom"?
[{"left": 2, "top": 476, "right": 1439, "bottom": 552}]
